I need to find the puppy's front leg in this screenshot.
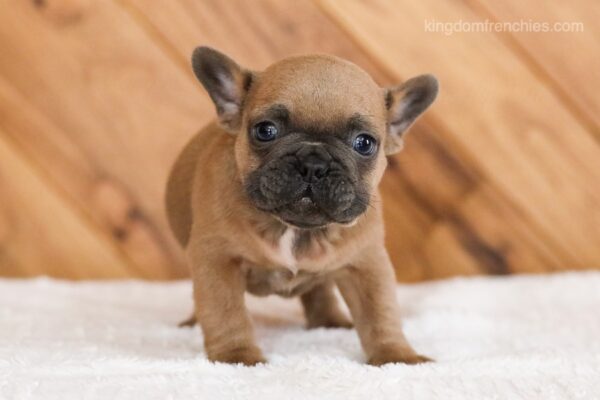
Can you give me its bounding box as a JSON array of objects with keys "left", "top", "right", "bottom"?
[
  {"left": 189, "top": 247, "right": 264, "bottom": 366},
  {"left": 336, "top": 245, "right": 431, "bottom": 366}
]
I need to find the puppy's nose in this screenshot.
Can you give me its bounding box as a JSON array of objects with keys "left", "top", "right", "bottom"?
[
  {"left": 298, "top": 154, "right": 329, "bottom": 183},
  {"left": 296, "top": 145, "right": 332, "bottom": 182}
]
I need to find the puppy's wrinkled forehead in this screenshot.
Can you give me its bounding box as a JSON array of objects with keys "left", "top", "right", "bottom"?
[{"left": 247, "top": 55, "right": 386, "bottom": 131}]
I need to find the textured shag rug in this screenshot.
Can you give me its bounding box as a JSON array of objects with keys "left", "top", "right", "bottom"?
[{"left": 1, "top": 272, "right": 599, "bottom": 399}]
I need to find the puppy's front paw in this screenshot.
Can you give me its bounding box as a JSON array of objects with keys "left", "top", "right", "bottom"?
[
  {"left": 209, "top": 345, "right": 266, "bottom": 366},
  {"left": 368, "top": 345, "right": 433, "bottom": 366}
]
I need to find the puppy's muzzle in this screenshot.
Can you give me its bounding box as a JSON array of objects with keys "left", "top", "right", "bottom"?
[{"left": 246, "top": 141, "right": 368, "bottom": 228}]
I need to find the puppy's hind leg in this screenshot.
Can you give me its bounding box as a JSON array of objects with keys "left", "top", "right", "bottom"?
[
  {"left": 301, "top": 281, "right": 353, "bottom": 329},
  {"left": 178, "top": 312, "right": 197, "bottom": 328}
]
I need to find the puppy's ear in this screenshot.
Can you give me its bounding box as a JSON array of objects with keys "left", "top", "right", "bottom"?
[
  {"left": 191, "top": 47, "right": 253, "bottom": 132},
  {"left": 384, "top": 74, "right": 438, "bottom": 154}
]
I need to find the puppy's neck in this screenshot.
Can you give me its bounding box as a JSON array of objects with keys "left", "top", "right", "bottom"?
[{"left": 249, "top": 214, "right": 348, "bottom": 270}]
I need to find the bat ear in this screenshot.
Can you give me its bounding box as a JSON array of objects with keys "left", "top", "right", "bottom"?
[
  {"left": 191, "top": 47, "right": 254, "bottom": 133},
  {"left": 384, "top": 74, "right": 439, "bottom": 154}
]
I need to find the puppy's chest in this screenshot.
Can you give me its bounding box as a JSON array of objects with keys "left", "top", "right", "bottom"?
[
  {"left": 243, "top": 228, "right": 339, "bottom": 296},
  {"left": 243, "top": 266, "right": 326, "bottom": 297}
]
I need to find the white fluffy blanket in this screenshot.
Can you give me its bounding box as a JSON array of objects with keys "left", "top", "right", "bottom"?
[{"left": 1, "top": 272, "right": 599, "bottom": 399}]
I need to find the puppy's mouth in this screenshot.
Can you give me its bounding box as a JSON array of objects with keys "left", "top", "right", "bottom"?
[
  {"left": 277, "top": 188, "right": 327, "bottom": 229},
  {"left": 255, "top": 185, "right": 364, "bottom": 230},
  {"left": 298, "top": 187, "right": 316, "bottom": 207},
  {"left": 281, "top": 218, "right": 325, "bottom": 229}
]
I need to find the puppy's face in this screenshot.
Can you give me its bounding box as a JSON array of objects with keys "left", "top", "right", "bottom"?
[{"left": 192, "top": 47, "right": 438, "bottom": 229}]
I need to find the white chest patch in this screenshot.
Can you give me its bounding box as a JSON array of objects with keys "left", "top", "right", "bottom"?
[{"left": 276, "top": 228, "right": 297, "bottom": 273}]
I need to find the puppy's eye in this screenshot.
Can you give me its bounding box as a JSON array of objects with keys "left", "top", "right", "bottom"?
[
  {"left": 253, "top": 121, "right": 278, "bottom": 142},
  {"left": 352, "top": 134, "right": 377, "bottom": 156}
]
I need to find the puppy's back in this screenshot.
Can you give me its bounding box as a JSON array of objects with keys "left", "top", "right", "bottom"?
[{"left": 165, "top": 128, "right": 206, "bottom": 247}]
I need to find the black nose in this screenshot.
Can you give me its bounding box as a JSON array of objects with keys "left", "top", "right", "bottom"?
[
  {"left": 296, "top": 146, "right": 331, "bottom": 183},
  {"left": 299, "top": 155, "right": 329, "bottom": 182}
]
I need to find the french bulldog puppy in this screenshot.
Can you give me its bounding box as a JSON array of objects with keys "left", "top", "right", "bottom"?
[{"left": 166, "top": 47, "right": 438, "bottom": 366}]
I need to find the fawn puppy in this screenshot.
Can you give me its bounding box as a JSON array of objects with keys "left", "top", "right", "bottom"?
[{"left": 166, "top": 47, "right": 438, "bottom": 365}]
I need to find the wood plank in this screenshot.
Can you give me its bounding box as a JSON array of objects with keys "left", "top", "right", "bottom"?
[
  {"left": 1, "top": 0, "right": 585, "bottom": 280},
  {"left": 0, "top": 130, "right": 133, "bottom": 279},
  {"left": 467, "top": 0, "right": 600, "bottom": 134},
  {"left": 318, "top": 0, "right": 600, "bottom": 270},
  {"left": 0, "top": 0, "right": 212, "bottom": 278}
]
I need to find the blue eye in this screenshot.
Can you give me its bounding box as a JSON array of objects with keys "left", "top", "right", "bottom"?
[
  {"left": 353, "top": 134, "right": 377, "bottom": 155},
  {"left": 253, "top": 121, "right": 278, "bottom": 142}
]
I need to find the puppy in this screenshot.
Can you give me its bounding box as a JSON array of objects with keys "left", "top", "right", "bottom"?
[{"left": 166, "top": 47, "right": 438, "bottom": 366}]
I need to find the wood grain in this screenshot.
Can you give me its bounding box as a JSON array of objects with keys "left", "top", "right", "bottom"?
[
  {"left": 467, "top": 0, "right": 600, "bottom": 134},
  {"left": 0, "top": 129, "right": 132, "bottom": 279},
  {"left": 0, "top": 0, "right": 598, "bottom": 280},
  {"left": 0, "top": 0, "right": 209, "bottom": 278}
]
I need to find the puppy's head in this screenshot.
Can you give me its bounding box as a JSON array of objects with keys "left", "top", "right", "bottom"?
[{"left": 191, "top": 47, "right": 438, "bottom": 229}]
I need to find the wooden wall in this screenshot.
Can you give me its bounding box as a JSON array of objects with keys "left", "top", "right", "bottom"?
[{"left": 0, "top": 0, "right": 598, "bottom": 281}]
